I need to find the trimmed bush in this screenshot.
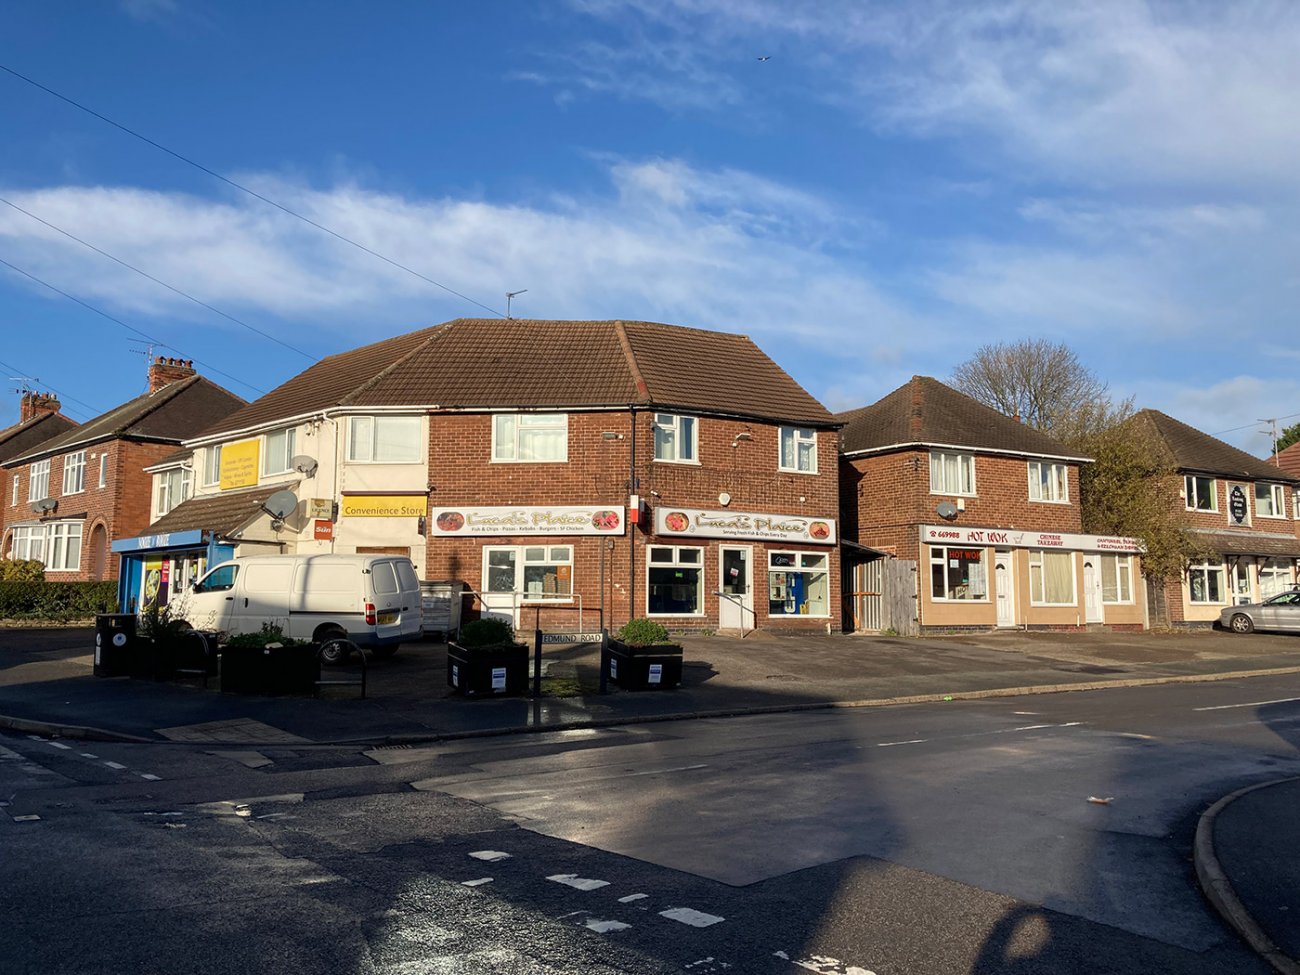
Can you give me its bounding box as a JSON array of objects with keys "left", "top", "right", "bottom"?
[
  {"left": 616, "top": 618, "right": 670, "bottom": 647},
  {"left": 458, "top": 617, "right": 516, "bottom": 648},
  {"left": 0, "top": 580, "right": 118, "bottom": 620},
  {"left": 0, "top": 560, "right": 45, "bottom": 582},
  {"left": 225, "top": 622, "right": 307, "bottom": 648}
]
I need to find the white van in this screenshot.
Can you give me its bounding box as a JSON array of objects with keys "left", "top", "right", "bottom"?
[{"left": 174, "top": 554, "right": 423, "bottom": 662}]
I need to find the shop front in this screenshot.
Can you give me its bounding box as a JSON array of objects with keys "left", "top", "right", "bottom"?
[{"left": 112, "top": 530, "right": 234, "bottom": 614}]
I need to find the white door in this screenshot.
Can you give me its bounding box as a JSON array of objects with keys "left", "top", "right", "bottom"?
[
  {"left": 1083, "top": 559, "right": 1103, "bottom": 623},
  {"left": 482, "top": 548, "right": 520, "bottom": 628},
  {"left": 995, "top": 551, "right": 1015, "bottom": 628},
  {"left": 718, "top": 546, "right": 752, "bottom": 631}
]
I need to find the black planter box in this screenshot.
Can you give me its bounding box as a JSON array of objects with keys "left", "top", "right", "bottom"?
[
  {"left": 93, "top": 614, "right": 138, "bottom": 678},
  {"left": 607, "top": 640, "right": 683, "bottom": 690},
  {"left": 447, "top": 642, "right": 529, "bottom": 696},
  {"left": 220, "top": 644, "right": 320, "bottom": 695}
]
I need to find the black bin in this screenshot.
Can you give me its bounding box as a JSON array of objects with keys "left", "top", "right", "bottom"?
[
  {"left": 220, "top": 645, "right": 320, "bottom": 695},
  {"left": 94, "top": 614, "right": 137, "bottom": 678},
  {"left": 608, "top": 643, "right": 683, "bottom": 690},
  {"left": 447, "top": 642, "right": 529, "bottom": 695}
]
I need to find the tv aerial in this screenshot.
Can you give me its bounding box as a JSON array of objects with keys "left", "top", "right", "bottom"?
[{"left": 505, "top": 289, "right": 527, "bottom": 319}]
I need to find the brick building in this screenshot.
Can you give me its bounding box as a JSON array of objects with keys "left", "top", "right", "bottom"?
[
  {"left": 141, "top": 319, "right": 841, "bottom": 634},
  {"left": 838, "top": 377, "right": 1144, "bottom": 633},
  {"left": 0, "top": 392, "right": 79, "bottom": 550},
  {"left": 2, "top": 358, "right": 244, "bottom": 582},
  {"left": 1128, "top": 409, "right": 1300, "bottom": 626}
]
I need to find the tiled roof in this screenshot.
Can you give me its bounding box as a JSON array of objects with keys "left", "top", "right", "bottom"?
[
  {"left": 1193, "top": 530, "right": 1300, "bottom": 558},
  {"left": 198, "top": 319, "right": 834, "bottom": 438},
  {"left": 6, "top": 377, "right": 245, "bottom": 465},
  {"left": 0, "top": 412, "right": 78, "bottom": 464},
  {"left": 1272, "top": 440, "right": 1300, "bottom": 480},
  {"left": 1127, "top": 410, "right": 1300, "bottom": 483},
  {"left": 147, "top": 484, "right": 285, "bottom": 537},
  {"left": 835, "top": 376, "right": 1088, "bottom": 459}
]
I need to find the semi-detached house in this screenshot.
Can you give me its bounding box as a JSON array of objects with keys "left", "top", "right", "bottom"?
[
  {"left": 123, "top": 318, "right": 842, "bottom": 635},
  {"left": 0, "top": 392, "right": 79, "bottom": 552}
]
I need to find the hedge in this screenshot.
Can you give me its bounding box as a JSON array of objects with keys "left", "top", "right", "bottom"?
[{"left": 0, "top": 581, "right": 119, "bottom": 620}]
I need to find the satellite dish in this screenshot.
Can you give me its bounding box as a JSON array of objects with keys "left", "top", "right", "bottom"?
[
  {"left": 31, "top": 497, "right": 57, "bottom": 514},
  {"left": 291, "top": 454, "right": 318, "bottom": 477},
  {"left": 936, "top": 500, "right": 958, "bottom": 520},
  {"left": 262, "top": 490, "right": 299, "bottom": 520}
]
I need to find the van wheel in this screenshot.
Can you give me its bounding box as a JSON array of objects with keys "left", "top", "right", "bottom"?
[{"left": 315, "top": 627, "right": 351, "bottom": 665}]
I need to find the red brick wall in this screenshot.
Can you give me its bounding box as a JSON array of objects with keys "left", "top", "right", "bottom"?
[{"left": 424, "top": 410, "right": 841, "bottom": 632}]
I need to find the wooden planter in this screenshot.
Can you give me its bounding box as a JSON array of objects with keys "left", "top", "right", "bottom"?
[
  {"left": 447, "top": 641, "right": 530, "bottom": 696},
  {"left": 607, "top": 639, "right": 683, "bottom": 690}
]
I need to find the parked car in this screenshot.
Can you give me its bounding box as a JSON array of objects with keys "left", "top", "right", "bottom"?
[
  {"left": 172, "top": 554, "right": 423, "bottom": 662},
  {"left": 1219, "top": 590, "right": 1300, "bottom": 634}
]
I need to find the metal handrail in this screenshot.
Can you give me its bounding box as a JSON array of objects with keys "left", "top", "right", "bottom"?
[
  {"left": 713, "top": 590, "right": 756, "bottom": 639},
  {"left": 458, "top": 587, "right": 585, "bottom": 637}
]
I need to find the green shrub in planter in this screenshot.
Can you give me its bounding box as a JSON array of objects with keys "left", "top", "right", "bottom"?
[
  {"left": 616, "top": 618, "right": 670, "bottom": 647},
  {"left": 459, "top": 617, "right": 516, "bottom": 649},
  {"left": 448, "top": 617, "right": 527, "bottom": 695},
  {"left": 224, "top": 622, "right": 308, "bottom": 648}
]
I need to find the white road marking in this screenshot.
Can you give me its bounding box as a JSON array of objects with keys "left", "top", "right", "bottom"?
[
  {"left": 877, "top": 739, "right": 927, "bottom": 747},
  {"left": 79, "top": 753, "right": 97, "bottom": 759},
  {"left": 1013, "top": 724, "right": 1054, "bottom": 731},
  {"left": 774, "top": 950, "right": 876, "bottom": 974},
  {"left": 103, "top": 761, "right": 127, "bottom": 770},
  {"left": 583, "top": 918, "right": 631, "bottom": 933},
  {"left": 469, "top": 850, "right": 512, "bottom": 862},
  {"left": 618, "top": 893, "right": 649, "bottom": 903},
  {"left": 0, "top": 746, "right": 23, "bottom": 759},
  {"left": 139, "top": 773, "right": 162, "bottom": 781},
  {"left": 623, "top": 764, "right": 708, "bottom": 777},
  {"left": 660, "top": 907, "right": 724, "bottom": 927},
  {"left": 462, "top": 878, "right": 494, "bottom": 887},
  {"left": 1194, "top": 696, "right": 1300, "bottom": 712},
  {"left": 13, "top": 814, "right": 41, "bottom": 822},
  {"left": 47, "top": 742, "right": 72, "bottom": 750},
  {"left": 547, "top": 874, "right": 609, "bottom": 891}
]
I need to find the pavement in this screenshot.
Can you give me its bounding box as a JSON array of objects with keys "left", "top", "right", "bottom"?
[{"left": 2, "top": 622, "right": 1299, "bottom": 972}]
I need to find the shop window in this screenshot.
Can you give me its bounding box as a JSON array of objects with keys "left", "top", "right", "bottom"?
[
  {"left": 1029, "top": 549, "right": 1075, "bottom": 605},
  {"left": 653, "top": 414, "right": 697, "bottom": 463},
  {"left": 1188, "top": 560, "right": 1226, "bottom": 603},
  {"left": 156, "top": 467, "right": 193, "bottom": 518},
  {"left": 348, "top": 415, "right": 423, "bottom": 463},
  {"left": 1256, "top": 482, "right": 1286, "bottom": 518},
  {"left": 46, "top": 522, "right": 82, "bottom": 572},
  {"left": 483, "top": 545, "right": 572, "bottom": 601},
  {"left": 1100, "top": 554, "right": 1133, "bottom": 603},
  {"left": 779, "top": 427, "right": 817, "bottom": 473},
  {"left": 767, "top": 551, "right": 829, "bottom": 617},
  {"left": 98, "top": 454, "right": 108, "bottom": 489},
  {"left": 29, "top": 460, "right": 50, "bottom": 502},
  {"left": 1028, "top": 461, "right": 1068, "bottom": 503},
  {"left": 63, "top": 451, "right": 86, "bottom": 495},
  {"left": 930, "top": 451, "right": 975, "bottom": 496},
  {"left": 1184, "top": 475, "right": 1216, "bottom": 512},
  {"left": 492, "top": 413, "right": 567, "bottom": 462},
  {"left": 202, "top": 446, "right": 221, "bottom": 487},
  {"left": 1259, "top": 558, "right": 1293, "bottom": 598},
  {"left": 930, "top": 546, "right": 987, "bottom": 601},
  {"left": 262, "top": 428, "right": 297, "bottom": 476},
  {"left": 647, "top": 546, "right": 703, "bottom": 616}
]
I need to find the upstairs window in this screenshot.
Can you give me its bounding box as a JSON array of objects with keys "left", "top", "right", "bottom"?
[
  {"left": 1256, "top": 482, "right": 1286, "bottom": 518},
  {"left": 262, "top": 428, "right": 297, "bottom": 476},
  {"left": 492, "top": 413, "right": 567, "bottom": 462},
  {"left": 930, "top": 451, "right": 975, "bottom": 495},
  {"left": 156, "top": 467, "right": 193, "bottom": 517},
  {"left": 63, "top": 451, "right": 86, "bottom": 495},
  {"left": 28, "top": 460, "right": 50, "bottom": 502},
  {"left": 348, "top": 415, "right": 423, "bottom": 463},
  {"left": 653, "top": 414, "right": 697, "bottom": 463},
  {"left": 11, "top": 475, "right": 18, "bottom": 507},
  {"left": 1028, "top": 461, "right": 1068, "bottom": 503},
  {"left": 779, "top": 427, "right": 817, "bottom": 473},
  {"left": 98, "top": 454, "right": 108, "bottom": 489},
  {"left": 202, "top": 446, "right": 221, "bottom": 487},
  {"left": 1185, "top": 475, "right": 1216, "bottom": 512}
]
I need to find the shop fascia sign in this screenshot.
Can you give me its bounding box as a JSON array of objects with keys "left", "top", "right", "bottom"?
[
  {"left": 656, "top": 507, "right": 836, "bottom": 544},
  {"left": 920, "top": 524, "right": 1142, "bottom": 553},
  {"left": 429, "top": 504, "right": 625, "bottom": 536},
  {"left": 341, "top": 495, "right": 427, "bottom": 518}
]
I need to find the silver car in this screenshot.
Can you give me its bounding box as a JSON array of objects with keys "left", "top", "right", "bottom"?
[{"left": 1220, "top": 590, "right": 1300, "bottom": 634}]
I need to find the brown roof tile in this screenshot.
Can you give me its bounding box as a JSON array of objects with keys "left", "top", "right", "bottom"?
[
  {"left": 147, "top": 485, "right": 285, "bottom": 537},
  {"left": 836, "top": 376, "right": 1088, "bottom": 459},
  {"left": 1272, "top": 440, "right": 1300, "bottom": 480},
  {"left": 1127, "top": 410, "right": 1300, "bottom": 483},
  {"left": 0, "top": 412, "right": 79, "bottom": 464}
]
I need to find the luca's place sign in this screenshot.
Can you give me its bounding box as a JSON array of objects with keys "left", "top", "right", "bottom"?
[
  {"left": 656, "top": 507, "right": 836, "bottom": 544},
  {"left": 430, "top": 505, "right": 624, "bottom": 536}
]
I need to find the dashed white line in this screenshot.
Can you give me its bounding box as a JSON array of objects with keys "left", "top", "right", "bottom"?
[
  {"left": 774, "top": 951, "right": 876, "bottom": 974},
  {"left": 47, "top": 741, "right": 72, "bottom": 750},
  {"left": 583, "top": 918, "right": 631, "bottom": 933},
  {"left": 618, "top": 893, "right": 649, "bottom": 903},
  {"left": 469, "top": 850, "right": 512, "bottom": 862},
  {"left": 877, "top": 739, "right": 927, "bottom": 747},
  {"left": 139, "top": 773, "right": 162, "bottom": 781},
  {"left": 660, "top": 907, "right": 724, "bottom": 928},
  {"left": 79, "top": 753, "right": 97, "bottom": 759},
  {"left": 1194, "top": 696, "right": 1300, "bottom": 712},
  {"left": 547, "top": 874, "right": 609, "bottom": 891},
  {"left": 103, "top": 761, "right": 127, "bottom": 770},
  {"left": 461, "top": 878, "right": 493, "bottom": 887},
  {"left": 13, "top": 814, "right": 41, "bottom": 822}
]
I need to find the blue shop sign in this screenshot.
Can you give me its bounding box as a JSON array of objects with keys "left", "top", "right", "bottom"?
[{"left": 112, "top": 529, "right": 205, "bottom": 553}]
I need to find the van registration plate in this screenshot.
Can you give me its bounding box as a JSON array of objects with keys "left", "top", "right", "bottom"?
[{"left": 377, "top": 611, "right": 398, "bottom": 625}]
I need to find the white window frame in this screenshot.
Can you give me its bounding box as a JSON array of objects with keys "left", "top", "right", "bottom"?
[
  {"left": 1100, "top": 554, "right": 1134, "bottom": 604},
  {"left": 1028, "top": 461, "right": 1069, "bottom": 503},
  {"left": 62, "top": 451, "right": 86, "bottom": 495},
  {"left": 652, "top": 413, "right": 698, "bottom": 464},
  {"left": 646, "top": 545, "right": 705, "bottom": 617},
  {"left": 778, "top": 426, "right": 818, "bottom": 474},
  {"left": 1185, "top": 474, "right": 1217, "bottom": 512},
  {"left": 46, "top": 521, "right": 82, "bottom": 572},
  {"left": 482, "top": 544, "right": 574, "bottom": 603},
  {"left": 28, "top": 459, "right": 50, "bottom": 502},
  {"left": 156, "top": 467, "right": 193, "bottom": 518},
  {"left": 11, "top": 525, "right": 45, "bottom": 563},
  {"left": 1188, "top": 559, "right": 1227, "bottom": 604},
  {"left": 347, "top": 415, "right": 423, "bottom": 464},
  {"left": 201, "top": 446, "right": 221, "bottom": 487},
  {"left": 98, "top": 454, "right": 108, "bottom": 489},
  {"left": 491, "top": 413, "right": 568, "bottom": 463},
  {"left": 1028, "top": 549, "right": 1077, "bottom": 607},
  {"left": 929, "top": 545, "right": 989, "bottom": 602},
  {"left": 930, "top": 450, "right": 976, "bottom": 496},
  {"left": 11, "top": 475, "right": 18, "bottom": 507},
  {"left": 262, "top": 428, "right": 297, "bottom": 476},
  {"left": 1256, "top": 482, "right": 1287, "bottom": 519},
  {"left": 766, "top": 550, "right": 831, "bottom": 618},
  {"left": 1258, "top": 558, "right": 1293, "bottom": 598}
]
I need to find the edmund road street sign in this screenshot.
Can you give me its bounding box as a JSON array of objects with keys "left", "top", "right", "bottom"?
[{"left": 540, "top": 633, "right": 604, "bottom": 644}]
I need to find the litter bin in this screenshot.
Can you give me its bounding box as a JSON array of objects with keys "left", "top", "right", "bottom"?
[
  {"left": 421, "top": 580, "right": 465, "bottom": 639},
  {"left": 94, "top": 614, "right": 137, "bottom": 678},
  {"left": 607, "top": 641, "right": 683, "bottom": 690}
]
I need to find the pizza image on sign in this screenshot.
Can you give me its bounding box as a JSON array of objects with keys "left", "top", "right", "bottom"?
[
  {"left": 591, "top": 510, "right": 621, "bottom": 530},
  {"left": 809, "top": 521, "right": 831, "bottom": 540},
  {"left": 435, "top": 511, "right": 465, "bottom": 532},
  {"left": 664, "top": 512, "right": 690, "bottom": 532}
]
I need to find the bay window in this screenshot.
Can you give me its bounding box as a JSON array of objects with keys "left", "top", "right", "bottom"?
[
  {"left": 930, "top": 545, "right": 987, "bottom": 601},
  {"left": 1029, "top": 549, "right": 1076, "bottom": 605},
  {"left": 647, "top": 546, "right": 703, "bottom": 616},
  {"left": 492, "top": 413, "right": 567, "bottom": 462},
  {"left": 930, "top": 451, "right": 975, "bottom": 495},
  {"left": 348, "top": 415, "right": 423, "bottom": 463},
  {"left": 767, "top": 551, "right": 829, "bottom": 617},
  {"left": 11, "top": 525, "right": 44, "bottom": 563}
]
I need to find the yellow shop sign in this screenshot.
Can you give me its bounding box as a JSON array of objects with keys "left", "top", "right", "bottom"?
[
  {"left": 220, "top": 439, "right": 260, "bottom": 490},
  {"left": 340, "top": 495, "right": 427, "bottom": 518}
]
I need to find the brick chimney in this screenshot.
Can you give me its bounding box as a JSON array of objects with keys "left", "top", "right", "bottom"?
[
  {"left": 148, "top": 356, "right": 196, "bottom": 393},
  {"left": 19, "top": 391, "right": 61, "bottom": 423}
]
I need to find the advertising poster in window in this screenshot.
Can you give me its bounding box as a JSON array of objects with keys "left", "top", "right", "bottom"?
[
  {"left": 655, "top": 507, "right": 836, "bottom": 544},
  {"left": 430, "top": 505, "right": 625, "bottom": 536},
  {"left": 219, "top": 439, "right": 260, "bottom": 490}
]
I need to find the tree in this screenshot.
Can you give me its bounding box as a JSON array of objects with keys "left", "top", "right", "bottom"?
[
  {"left": 950, "top": 339, "right": 1133, "bottom": 445},
  {"left": 1275, "top": 421, "right": 1300, "bottom": 455}
]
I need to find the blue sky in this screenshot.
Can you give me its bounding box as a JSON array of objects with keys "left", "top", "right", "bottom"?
[{"left": 2, "top": 1, "right": 1298, "bottom": 454}]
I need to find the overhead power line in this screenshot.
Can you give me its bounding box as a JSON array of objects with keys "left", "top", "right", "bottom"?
[
  {"left": 0, "top": 196, "right": 317, "bottom": 361},
  {"left": 0, "top": 357, "right": 101, "bottom": 421},
  {"left": 0, "top": 62, "right": 506, "bottom": 319},
  {"left": 0, "top": 255, "right": 264, "bottom": 396}
]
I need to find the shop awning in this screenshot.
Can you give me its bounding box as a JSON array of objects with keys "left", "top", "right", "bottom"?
[
  {"left": 1196, "top": 531, "right": 1300, "bottom": 559},
  {"left": 141, "top": 485, "right": 285, "bottom": 539}
]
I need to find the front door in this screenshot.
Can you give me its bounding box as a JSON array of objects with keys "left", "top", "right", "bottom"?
[
  {"left": 482, "top": 548, "right": 520, "bottom": 627},
  {"left": 718, "top": 546, "right": 752, "bottom": 632},
  {"left": 1083, "top": 559, "right": 1103, "bottom": 623},
  {"left": 995, "top": 550, "right": 1015, "bottom": 628}
]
